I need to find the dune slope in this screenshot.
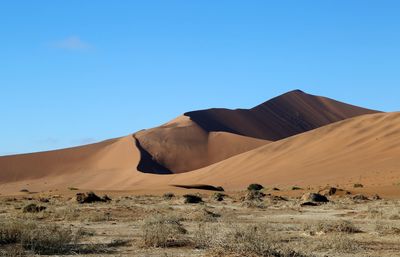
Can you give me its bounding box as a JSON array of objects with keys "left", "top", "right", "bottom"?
[
  {"left": 170, "top": 112, "right": 400, "bottom": 190},
  {"left": 135, "top": 116, "right": 269, "bottom": 173},
  {"left": 186, "top": 90, "right": 379, "bottom": 141}
]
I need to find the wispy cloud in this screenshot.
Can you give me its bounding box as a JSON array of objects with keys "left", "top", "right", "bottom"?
[
  {"left": 77, "top": 138, "right": 97, "bottom": 145},
  {"left": 51, "top": 36, "right": 92, "bottom": 50}
]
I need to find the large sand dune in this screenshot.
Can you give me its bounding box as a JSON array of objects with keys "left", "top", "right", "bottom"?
[
  {"left": 0, "top": 91, "right": 398, "bottom": 197},
  {"left": 170, "top": 112, "right": 400, "bottom": 191},
  {"left": 135, "top": 116, "right": 269, "bottom": 173},
  {"left": 135, "top": 90, "right": 378, "bottom": 173}
]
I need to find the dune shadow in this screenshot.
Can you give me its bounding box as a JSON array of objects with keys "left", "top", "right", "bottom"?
[{"left": 133, "top": 136, "right": 172, "bottom": 174}]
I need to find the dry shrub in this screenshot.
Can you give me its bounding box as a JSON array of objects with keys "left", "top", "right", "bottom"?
[
  {"left": 316, "top": 234, "right": 360, "bottom": 253},
  {"left": 305, "top": 220, "right": 361, "bottom": 234},
  {"left": 140, "top": 214, "right": 188, "bottom": 248},
  {"left": 0, "top": 245, "right": 25, "bottom": 257},
  {"left": 183, "top": 194, "right": 203, "bottom": 204},
  {"left": 20, "top": 224, "right": 80, "bottom": 254},
  {"left": 186, "top": 208, "right": 221, "bottom": 222},
  {"left": 375, "top": 222, "right": 400, "bottom": 235},
  {"left": 163, "top": 193, "right": 175, "bottom": 200},
  {"left": 195, "top": 223, "right": 309, "bottom": 257},
  {"left": 0, "top": 220, "right": 34, "bottom": 245},
  {"left": 0, "top": 219, "right": 82, "bottom": 255}
]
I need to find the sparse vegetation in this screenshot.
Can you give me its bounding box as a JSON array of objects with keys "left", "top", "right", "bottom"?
[
  {"left": 183, "top": 194, "right": 203, "bottom": 204},
  {"left": 163, "top": 192, "right": 175, "bottom": 200},
  {"left": 306, "top": 220, "right": 361, "bottom": 234},
  {"left": 353, "top": 183, "right": 364, "bottom": 188},
  {"left": 247, "top": 183, "right": 264, "bottom": 191},
  {"left": 141, "top": 214, "right": 188, "bottom": 247},
  {"left": 212, "top": 192, "right": 226, "bottom": 201},
  {"left": 23, "top": 203, "right": 46, "bottom": 213},
  {"left": 0, "top": 190, "right": 399, "bottom": 256}
]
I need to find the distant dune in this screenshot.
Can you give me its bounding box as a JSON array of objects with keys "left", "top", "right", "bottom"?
[
  {"left": 1, "top": 90, "right": 398, "bottom": 197},
  {"left": 186, "top": 90, "right": 378, "bottom": 140},
  {"left": 135, "top": 115, "right": 269, "bottom": 173},
  {"left": 170, "top": 112, "right": 400, "bottom": 192},
  {"left": 135, "top": 90, "right": 378, "bottom": 173}
]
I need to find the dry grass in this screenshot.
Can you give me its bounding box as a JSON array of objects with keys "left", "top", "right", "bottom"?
[
  {"left": 1, "top": 192, "right": 400, "bottom": 256},
  {"left": 140, "top": 214, "right": 188, "bottom": 248},
  {"left": 305, "top": 219, "right": 361, "bottom": 234}
]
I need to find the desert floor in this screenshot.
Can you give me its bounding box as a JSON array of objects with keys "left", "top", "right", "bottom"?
[{"left": 1, "top": 187, "right": 400, "bottom": 257}]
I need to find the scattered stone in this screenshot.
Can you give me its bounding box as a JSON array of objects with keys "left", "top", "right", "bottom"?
[
  {"left": 76, "top": 192, "right": 112, "bottom": 204},
  {"left": 23, "top": 203, "right": 46, "bottom": 213},
  {"left": 272, "top": 187, "right": 280, "bottom": 191},
  {"left": 183, "top": 194, "right": 203, "bottom": 204},
  {"left": 19, "top": 189, "right": 29, "bottom": 193},
  {"left": 301, "top": 193, "right": 329, "bottom": 203}
]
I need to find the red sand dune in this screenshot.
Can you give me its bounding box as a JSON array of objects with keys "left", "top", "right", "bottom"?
[
  {"left": 135, "top": 90, "right": 378, "bottom": 173},
  {"left": 169, "top": 112, "right": 400, "bottom": 193},
  {"left": 135, "top": 115, "right": 269, "bottom": 173},
  {"left": 1, "top": 91, "right": 398, "bottom": 197}
]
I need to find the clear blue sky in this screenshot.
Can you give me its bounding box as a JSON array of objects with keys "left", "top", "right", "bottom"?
[{"left": 1, "top": 1, "right": 399, "bottom": 155}]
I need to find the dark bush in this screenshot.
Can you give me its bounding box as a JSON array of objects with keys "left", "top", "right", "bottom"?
[
  {"left": 23, "top": 204, "right": 46, "bottom": 213},
  {"left": 247, "top": 184, "right": 264, "bottom": 191},
  {"left": 163, "top": 193, "right": 175, "bottom": 200},
  {"left": 76, "top": 192, "right": 111, "bottom": 204},
  {"left": 213, "top": 192, "right": 226, "bottom": 202},
  {"left": 183, "top": 194, "right": 203, "bottom": 204}
]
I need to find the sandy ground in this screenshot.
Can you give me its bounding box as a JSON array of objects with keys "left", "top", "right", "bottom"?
[{"left": 1, "top": 189, "right": 400, "bottom": 256}]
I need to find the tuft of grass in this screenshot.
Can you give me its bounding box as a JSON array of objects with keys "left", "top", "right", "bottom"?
[
  {"left": 353, "top": 183, "right": 364, "bottom": 188},
  {"left": 162, "top": 193, "right": 175, "bottom": 200},
  {"left": 207, "top": 224, "right": 309, "bottom": 257},
  {"left": 68, "top": 187, "right": 79, "bottom": 191},
  {"left": 291, "top": 186, "right": 302, "bottom": 190},
  {"left": 140, "top": 214, "right": 188, "bottom": 248},
  {"left": 305, "top": 220, "right": 361, "bottom": 234},
  {"left": 212, "top": 192, "right": 226, "bottom": 202},
  {"left": 0, "top": 219, "right": 82, "bottom": 255}
]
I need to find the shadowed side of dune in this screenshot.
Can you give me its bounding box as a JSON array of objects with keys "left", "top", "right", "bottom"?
[
  {"left": 185, "top": 90, "right": 379, "bottom": 141},
  {"left": 134, "top": 116, "right": 269, "bottom": 174},
  {"left": 134, "top": 135, "right": 172, "bottom": 174}
]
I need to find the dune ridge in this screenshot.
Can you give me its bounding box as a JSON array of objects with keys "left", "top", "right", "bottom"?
[{"left": 186, "top": 90, "right": 379, "bottom": 141}]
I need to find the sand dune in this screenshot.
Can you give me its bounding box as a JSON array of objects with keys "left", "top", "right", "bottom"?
[
  {"left": 135, "top": 116, "right": 269, "bottom": 173},
  {"left": 186, "top": 90, "right": 379, "bottom": 141},
  {"left": 1, "top": 91, "right": 398, "bottom": 197},
  {"left": 135, "top": 90, "right": 377, "bottom": 173},
  {"left": 170, "top": 112, "right": 400, "bottom": 191}
]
